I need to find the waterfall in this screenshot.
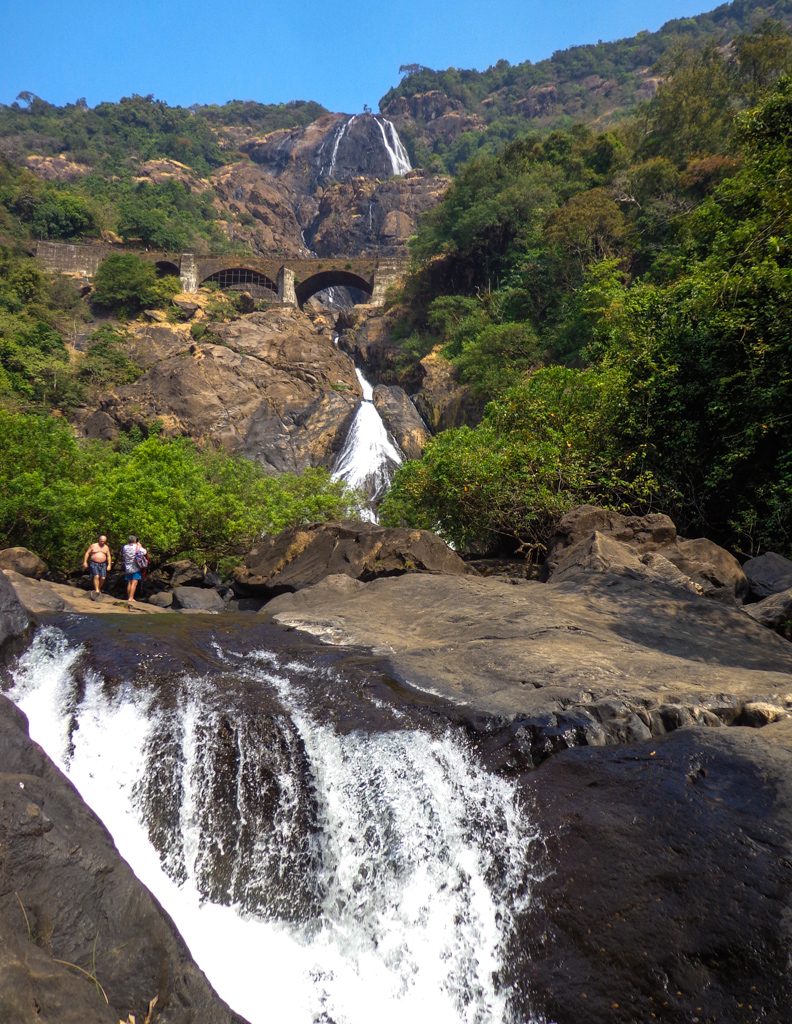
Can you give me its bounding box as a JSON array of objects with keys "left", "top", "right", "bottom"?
[
  {"left": 332, "top": 364, "right": 403, "bottom": 518},
  {"left": 8, "top": 628, "right": 547, "bottom": 1024},
  {"left": 374, "top": 116, "right": 413, "bottom": 176}
]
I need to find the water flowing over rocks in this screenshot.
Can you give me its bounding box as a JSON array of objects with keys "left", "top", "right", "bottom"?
[
  {"left": 372, "top": 384, "right": 431, "bottom": 459},
  {"left": 76, "top": 309, "right": 362, "bottom": 473},
  {"left": 234, "top": 520, "right": 468, "bottom": 597}
]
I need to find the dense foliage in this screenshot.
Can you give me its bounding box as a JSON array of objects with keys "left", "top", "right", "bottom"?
[
  {"left": 384, "top": 48, "right": 792, "bottom": 557},
  {"left": 0, "top": 410, "right": 357, "bottom": 573}
]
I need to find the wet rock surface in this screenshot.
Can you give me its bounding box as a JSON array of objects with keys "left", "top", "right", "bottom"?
[
  {"left": 524, "top": 721, "right": 792, "bottom": 1024},
  {"left": 372, "top": 384, "right": 430, "bottom": 458},
  {"left": 234, "top": 520, "right": 468, "bottom": 597},
  {"left": 0, "top": 692, "right": 247, "bottom": 1024}
]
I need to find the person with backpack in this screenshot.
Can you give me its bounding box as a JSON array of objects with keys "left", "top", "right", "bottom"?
[{"left": 121, "top": 534, "right": 149, "bottom": 606}]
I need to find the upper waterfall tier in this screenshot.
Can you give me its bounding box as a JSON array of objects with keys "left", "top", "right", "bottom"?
[{"left": 243, "top": 111, "right": 413, "bottom": 186}]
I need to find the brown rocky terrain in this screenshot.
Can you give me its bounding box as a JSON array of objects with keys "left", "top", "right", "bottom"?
[{"left": 75, "top": 308, "right": 362, "bottom": 473}]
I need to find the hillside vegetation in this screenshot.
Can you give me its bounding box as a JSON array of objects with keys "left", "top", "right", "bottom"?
[
  {"left": 381, "top": 25, "right": 792, "bottom": 560},
  {"left": 383, "top": 0, "right": 792, "bottom": 170}
]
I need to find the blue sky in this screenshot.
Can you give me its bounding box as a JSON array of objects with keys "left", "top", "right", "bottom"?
[{"left": 3, "top": 0, "right": 719, "bottom": 112}]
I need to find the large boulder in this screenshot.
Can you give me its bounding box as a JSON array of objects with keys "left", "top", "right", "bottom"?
[
  {"left": 743, "top": 551, "right": 792, "bottom": 599},
  {"left": 745, "top": 587, "right": 792, "bottom": 639},
  {"left": 525, "top": 720, "right": 792, "bottom": 1024},
  {"left": 372, "top": 384, "right": 430, "bottom": 459},
  {"left": 0, "top": 695, "right": 246, "bottom": 1024},
  {"left": 0, "top": 571, "right": 30, "bottom": 653},
  {"left": 0, "top": 547, "right": 48, "bottom": 580},
  {"left": 264, "top": 571, "right": 792, "bottom": 735},
  {"left": 546, "top": 505, "right": 748, "bottom": 603},
  {"left": 234, "top": 520, "right": 468, "bottom": 597},
  {"left": 172, "top": 586, "right": 225, "bottom": 612}
]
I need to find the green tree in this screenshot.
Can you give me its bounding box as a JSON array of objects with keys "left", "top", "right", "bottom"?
[{"left": 92, "top": 253, "right": 167, "bottom": 315}]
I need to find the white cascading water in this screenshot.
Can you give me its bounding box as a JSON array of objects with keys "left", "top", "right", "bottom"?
[
  {"left": 374, "top": 116, "right": 413, "bottom": 176},
  {"left": 332, "top": 364, "right": 403, "bottom": 516},
  {"left": 8, "top": 629, "right": 547, "bottom": 1024},
  {"left": 320, "top": 113, "right": 411, "bottom": 181}
]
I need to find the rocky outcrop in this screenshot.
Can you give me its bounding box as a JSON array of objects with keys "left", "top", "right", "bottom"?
[
  {"left": 0, "top": 695, "right": 246, "bottom": 1023},
  {"left": 525, "top": 719, "right": 792, "bottom": 1024},
  {"left": 746, "top": 587, "right": 792, "bottom": 639},
  {"left": 372, "top": 384, "right": 430, "bottom": 458},
  {"left": 546, "top": 505, "right": 749, "bottom": 603},
  {"left": 2, "top": 571, "right": 168, "bottom": 616},
  {"left": 381, "top": 91, "right": 486, "bottom": 154},
  {"left": 264, "top": 571, "right": 792, "bottom": 743},
  {"left": 76, "top": 309, "right": 361, "bottom": 474},
  {"left": 0, "top": 548, "right": 48, "bottom": 579},
  {"left": 242, "top": 112, "right": 408, "bottom": 187},
  {"left": 234, "top": 521, "right": 468, "bottom": 597},
  {"left": 743, "top": 551, "right": 792, "bottom": 599},
  {"left": 0, "top": 572, "right": 29, "bottom": 653},
  {"left": 338, "top": 313, "right": 481, "bottom": 431},
  {"left": 307, "top": 171, "right": 449, "bottom": 255}
]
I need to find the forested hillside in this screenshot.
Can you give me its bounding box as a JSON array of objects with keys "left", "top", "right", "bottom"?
[
  {"left": 383, "top": 0, "right": 792, "bottom": 169},
  {"left": 381, "top": 22, "right": 792, "bottom": 560}
]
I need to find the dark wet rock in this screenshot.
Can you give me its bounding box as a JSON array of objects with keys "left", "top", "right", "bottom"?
[
  {"left": 172, "top": 587, "right": 225, "bottom": 612},
  {"left": 235, "top": 520, "right": 468, "bottom": 597},
  {"left": 161, "top": 559, "right": 205, "bottom": 589},
  {"left": 265, "top": 571, "right": 792, "bottom": 744},
  {"left": 372, "top": 384, "right": 430, "bottom": 459},
  {"left": 147, "top": 591, "right": 174, "bottom": 608},
  {"left": 745, "top": 587, "right": 792, "bottom": 639},
  {"left": 546, "top": 505, "right": 748, "bottom": 603},
  {"left": 0, "top": 572, "right": 29, "bottom": 654},
  {"left": 226, "top": 597, "right": 267, "bottom": 613},
  {"left": 525, "top": 721, "right": 792, "bottom": 1024},
  {"left": 0, "top": 694, "right": 246, "bottom": 1024},
  {"left": 743, "top": 551, "right": 792, "bottom": 599},
  {"left": 0, "top": 548, "right": 48, "bottom": 580}
]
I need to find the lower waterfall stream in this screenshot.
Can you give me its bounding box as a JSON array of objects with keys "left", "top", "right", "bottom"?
[{"left": 7, "top": 621, "right": 547, "bottom": 1024}]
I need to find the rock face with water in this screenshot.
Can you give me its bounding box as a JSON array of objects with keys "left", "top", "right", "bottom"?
[
  {"left": 234, "top": 520, "right": 468, "bottom": 597},
  {"left": 0, "top": 693, "right": 247, "bottom": 1024},
  {"left": 372, "top": 384, "right": 430, "bottom": 459},
  {"left": 76, "top": 309, "right": 361, "bottom": 473}
]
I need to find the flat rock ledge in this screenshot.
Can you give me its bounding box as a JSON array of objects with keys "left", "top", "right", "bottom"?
[{"left": 265, "top": 571, "right": 792, "bottom": 764}]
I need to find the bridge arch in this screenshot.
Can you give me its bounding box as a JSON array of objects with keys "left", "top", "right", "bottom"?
[
  {"left": 201, "top": 266, "right": 278, "bottom": 299},
  {"left": 295, "top": 269, "right": 373, "bottom": 308},
  {"left": 155, "top": 260, "right": 180, "bottom": 278}
]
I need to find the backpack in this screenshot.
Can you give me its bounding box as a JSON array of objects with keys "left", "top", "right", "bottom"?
[{"left": 133, "top": 547, "right": 150, "bottom": 570}]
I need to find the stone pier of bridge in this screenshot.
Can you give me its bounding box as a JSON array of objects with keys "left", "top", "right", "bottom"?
[{"left": 34, "top": 242, "right": 408, "bottom": 308}]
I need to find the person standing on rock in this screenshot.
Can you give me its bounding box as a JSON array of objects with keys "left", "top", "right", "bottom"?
[
  {"left": 121, "top": 535, "right": 148, "bottom": 606},
  {"left": 83, "top": 534, "right": 112, "bottom": 600}
]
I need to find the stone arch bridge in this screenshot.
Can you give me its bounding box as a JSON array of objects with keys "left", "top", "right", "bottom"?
[{"left": 35, "top": 242, "right": 408, "bottom": 307}]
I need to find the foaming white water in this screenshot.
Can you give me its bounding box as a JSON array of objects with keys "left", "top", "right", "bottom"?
[
  {"left": 323, "top": 115, "right": 357, "bottom": 180},
  {"left": 332, "top": 367, "right": 403, "bottom": 514},
  {"left": 9, "top": 630, "right": 545, "bottom": 1024},
  {"left": 375, "top": 117, "right": 413, "bottom": 176}
]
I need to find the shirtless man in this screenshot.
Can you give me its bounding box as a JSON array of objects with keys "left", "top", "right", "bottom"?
[{"left": 83, "top": 534, "right": 112, "bottom": 599}]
